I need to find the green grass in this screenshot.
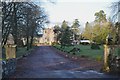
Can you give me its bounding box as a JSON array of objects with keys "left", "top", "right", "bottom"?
[
  {"left": 54, "top": 44, "right": 104, "bottom": 61},
  {"left": 1, "top": 46, "right": 35, "bottom": 61},
  {"left": 16, "top": 47, "right": 35, "bottom": 58}
]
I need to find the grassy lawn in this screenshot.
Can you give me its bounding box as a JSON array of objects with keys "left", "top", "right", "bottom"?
[
  {"left": 16, "top": 47, "right": 35, "bottom": 58},
  {"left": 54, "top": 44, "right": 104, "bottom": 61},
  {"left": 1, "top": 46, "right": 35, "bottom": 61}
]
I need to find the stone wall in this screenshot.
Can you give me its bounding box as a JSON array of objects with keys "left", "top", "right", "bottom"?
[{"left": 2, "top": 58, "right": 17, "bottom": 78}]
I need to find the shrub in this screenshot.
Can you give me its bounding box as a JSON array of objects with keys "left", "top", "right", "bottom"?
[
  {"left": 96, "top": 56, "right": 102, "bottom": 61},
  {"left": 69, "top": 47, "right": 81, "bottom": 55},
  {"left": 81, "top": 55, "right": 88, "bottom": 58},
  {"left": 72, "top": 53, "right": 76, "bottom": 55},
  {"left": 70, "top": 47, "right": 81, "bottom": 52},
  {"left": 91, "top": 43, "right": 100, "bottom": 49}
]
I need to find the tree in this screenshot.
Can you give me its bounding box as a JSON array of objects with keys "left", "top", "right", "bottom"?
[
  {"left": 55, "top": 20, "right": 73, "bottom": 47},
  {"left": 115, "top": 22, "right": 120, "bottom": 44},
  {"left": 82, "top": 10, "right": 114, "bottom": 44},
  {"left": 60, "top": 27, "right": 73, "bottom": 47},
  {"left": 82, "top": 22, "right": 93, "bottom": 40},
  {"left": 53, "top": 24, "right": 61, "bottom": 43},
  {"left": 111, "top": 0, "right": 120, "bottom": 22},
  {"left": 61, "top": 20, "right": 68, "bottom": 30},
  {"left": 2, "top": 2, "right": 13, "bottom": 46},
  {"left": 111, "top": 1, "right": 120, "bottom": 44},
  {"left": 2, "top": 2, "right": 48, "bottom": 50},
  {"left": 71, "top": 19, "right": 80, "bottom": 35},
  {"left": 71, "top": 19, "right": 80, "bottom": 41},
  {"left": 94, "top": 10, "right": 107, "bottom": 24},
  {"left": 92, "top": 22, "right": 114, "bottom": 44}
]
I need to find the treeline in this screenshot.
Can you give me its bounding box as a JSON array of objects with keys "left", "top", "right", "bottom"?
[
  {"left": 82, "top": 10, "right": 120, "bottom": 44},
  {"left": 2, "top": 2, "right": 48, "bottom": 50},
  {"left": 82, "top": 10, "right": 114, "bottom": 44},
  {"left": 53, "top": 19, "right": 81, "bottom": 47},
  {"left": 54, "top": 9, "right": 120, "bottom": 46}
]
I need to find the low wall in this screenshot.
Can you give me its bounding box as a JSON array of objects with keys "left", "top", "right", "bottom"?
[{"left": 2, "top": 58, "right": 17, "bottom": 78}]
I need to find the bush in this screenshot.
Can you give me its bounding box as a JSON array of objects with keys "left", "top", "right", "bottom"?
[
  {"left": 96, "top": 56, "right": 102, "bottom": 61},
  {"left": 91, "top": 43, "right": 100, "bottom": 49},
  {"left": 81, "top": 55, "right": 88, "bottom": 58},
  {"left": 69, "top": 47, "right": 81, "bottom": 53}
]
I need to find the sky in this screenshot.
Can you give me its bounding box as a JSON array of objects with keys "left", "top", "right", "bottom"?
[{"left": 40, "top": 0, "right": 116, "bottom": 28}]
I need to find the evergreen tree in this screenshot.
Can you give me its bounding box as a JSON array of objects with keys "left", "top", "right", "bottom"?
[
  {"left": 71, "top": 19, "right": 80, "bottom": 42},
  {"left": 60, "top": 27, "right": 73, "bottom": 47},
  {"left": 61, "top": 20, "right": 68, "bottom": 30}
]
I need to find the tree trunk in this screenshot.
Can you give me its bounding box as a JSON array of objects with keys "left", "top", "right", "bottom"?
[
  {"left": 30, "top": 35, "right": 34, "bottom": 48},
  {"left": 26, "top": 35, "right": 29, "bottom": 50},
  {"left": 13, "top": 3, "right": 18, "bottom": 51}
]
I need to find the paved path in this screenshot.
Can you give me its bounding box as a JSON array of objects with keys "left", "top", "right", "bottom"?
[{"left": 10, "top": 46, "right": 120, "bottom": 78}]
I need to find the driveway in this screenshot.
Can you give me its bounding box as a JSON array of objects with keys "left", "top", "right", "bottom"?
[{"left": 9, "top": 46, "right": 119, "bottom": 78}]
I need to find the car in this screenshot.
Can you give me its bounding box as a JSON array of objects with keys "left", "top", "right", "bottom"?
[{"left": 80, "top": 40, "right": 91, "bottom": 45}]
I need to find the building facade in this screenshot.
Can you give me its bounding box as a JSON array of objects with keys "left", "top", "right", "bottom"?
[{"left": 34, "top": 28, "right": 55, "bottom": 45}]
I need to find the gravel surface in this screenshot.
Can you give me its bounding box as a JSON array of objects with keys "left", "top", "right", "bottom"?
[{"left": 9, "top": 46, "right": 120, "bottom": 78}]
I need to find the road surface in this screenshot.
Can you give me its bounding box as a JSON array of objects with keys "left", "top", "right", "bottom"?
[{"left": 9, "top": 46, "right": 120, "bottom": 78}]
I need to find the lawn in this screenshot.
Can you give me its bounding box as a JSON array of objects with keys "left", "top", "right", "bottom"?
[
  {"left": 1, "top": 46, "right": 35, "bottom": 60},
  {"left": 54, "top": 44, "right": 104, "bottom": 61},
  {"left": 16, "top": 47, "right": 34, "bottom": 58}
]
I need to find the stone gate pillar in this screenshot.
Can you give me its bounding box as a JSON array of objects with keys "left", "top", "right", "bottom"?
[
  {"left": 2, "top": 34, "right": 17, "bottom": 77},
  {"left": 5, "top": 34, "right": 17, "bottom": 59},
  {"left": 104, "top": 45, "right": 111, "bottom": 72},
  {"left": 103, "top": 34, "right": 113, "bottom": 72}
]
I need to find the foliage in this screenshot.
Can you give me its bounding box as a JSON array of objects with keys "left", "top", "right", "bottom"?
[
  {"left": 111, "top": 1, "right": 120, "bottom": 45},
  {"left": 82, "top": 10, "right": 115, "bottom": 44},
  {"left": 69, "top": 47, "right": 81, "bottom": 55},
  {"left": 61, "top": 20, "right": 68, "bottom": 30},
  {"left": 53, "top": 25, "right": 61, "bottom": 43},
  {"left": 53, "top": 19, "right": 81, "bottom": 46},
  {"left": 94, "top": 10, "right": 107, "bottom": 23},
  {"left": 71, "top": 19, "right": 80, "bottom": 35},
  {"left": 115, "top": 22, "right": 120, "bottom": 44},
  {"left": 91, "top": 43, "right": 100, "bottom": 49},
  {"left": 110, "top": 1, "right": 120, "bottom": 22},
  {"left": 54, "top": 44, "right": 104, "bottom": 61},
  {"left": 2, "top": 2, "right": 48, "bottom": 50},
  {"left": 60, "top": 26, "right": 73, "bottom": 46},
  {"left": 71, "top": 19, "right": 81, "bottom": 41},
  {"left": 82, "top": 22, "right": 93, "bottom": 40}
]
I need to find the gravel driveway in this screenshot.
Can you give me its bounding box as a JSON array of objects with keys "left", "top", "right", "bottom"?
[{"left": 9, "top": 46, "right": 120, "bottom": 78}]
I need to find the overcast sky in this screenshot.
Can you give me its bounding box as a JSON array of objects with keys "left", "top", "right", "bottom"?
[{"left": 40, "top": 0, "right": 116, "bottom": 28}]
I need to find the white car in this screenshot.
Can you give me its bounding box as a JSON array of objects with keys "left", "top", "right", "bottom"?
[{"left": 80, "top": 40, "right": 91, "bottom": 44}]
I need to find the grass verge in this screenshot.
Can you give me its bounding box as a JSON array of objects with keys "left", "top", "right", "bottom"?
[
  {"left": 1, "top": 46, "right": 36, "bottom": 61},
  {"left": 54, "top": 44, "right": 104, "bottom": 61},
  {"left": 16, "top": 46, "right": 35, "bottom": 58}
]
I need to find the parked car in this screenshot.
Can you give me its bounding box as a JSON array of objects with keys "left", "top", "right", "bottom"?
[{"left": 80, "top": 40, "right": 91, "bottom": 45}]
